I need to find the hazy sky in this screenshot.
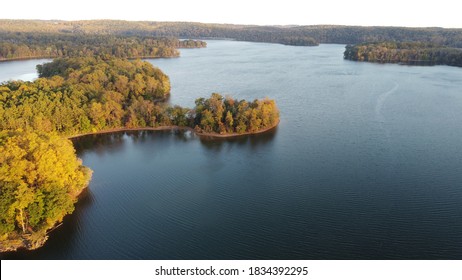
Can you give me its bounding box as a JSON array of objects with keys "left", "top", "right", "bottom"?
[{"left": 3, "top": 0, "right": 460, "bottom": 28}]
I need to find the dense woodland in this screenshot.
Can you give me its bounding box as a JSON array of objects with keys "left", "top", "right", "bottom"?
[
  {"left": 1, "top": 20, "right": 462, "bottom": 47},
  {"left": 0, "top": 56, "right": 279, "bottom": 251},
  {"left": 0, "top": 130, "right": 91, "bottom": 251},
  {"left": 0, "top": 32, "right": 206, "bottom": 61},
  {"left": 344, "top": 42, "right": 462, "bottom": 66},
  {"left": 1, "top": 57, "right": 171, "bottom": 135}
]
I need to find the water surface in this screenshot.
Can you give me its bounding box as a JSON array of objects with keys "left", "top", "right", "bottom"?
[{"left": 0, "top": 59, "right": 51, "bottom": 82}]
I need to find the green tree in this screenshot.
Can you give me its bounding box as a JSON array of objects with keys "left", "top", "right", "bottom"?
[
  {"left": 200, "top": 109, "right": 215, "bottom": 133},
  {"left": 225, "top": 111, "right": 234, "bottom": 133}
]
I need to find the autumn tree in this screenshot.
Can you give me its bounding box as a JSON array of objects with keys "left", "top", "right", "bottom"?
[{"left": 0, "top": 130, "right": 91, "bottom": 243}]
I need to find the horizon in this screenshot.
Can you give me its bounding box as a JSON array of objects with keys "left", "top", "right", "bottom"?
[
  {"left": 1, "top": 18, "right": 460, "bottom": 30},
  {"left": 1, "top": 0, "right": 461, "bottom": 29}
]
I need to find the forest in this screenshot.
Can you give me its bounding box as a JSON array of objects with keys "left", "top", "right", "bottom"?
[
  {"left": 0, "top": 130, "right": 92, "bottom": 251},
  {"left": 1, "top": 57, "right": 171, "bottom": 135},
  {"left": 0, "top": 56, "right": 279, "bottom": 251},
  {"left": 0, "top": 32, "right": 206, "bottom": 61},
  {"left": 1, "top": 20, "right": 462, "bottom": 47},
  {"left": 2, "top": 20, "right": 461, "bottom": 67},
  {"left": 344, "top": 42, "right": 462, "bottom": 67}
]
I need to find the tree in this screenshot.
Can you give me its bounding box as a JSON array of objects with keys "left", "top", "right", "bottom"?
[
  {"left": 12, "top": 183, "right": 34, "bottom": 233},
  {"left": 89, "top": 102, "right": 107, "bottom": 130},
  {"left": 225, "top": 111, "right": 234, "bottom": 133},
  {"left": 200, "top": 109, "right": 215, "bottom": 133}
]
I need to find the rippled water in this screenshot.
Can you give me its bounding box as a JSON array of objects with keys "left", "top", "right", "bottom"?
[{"left": 2, "top": 41, "right": 462, "bottom": 259}]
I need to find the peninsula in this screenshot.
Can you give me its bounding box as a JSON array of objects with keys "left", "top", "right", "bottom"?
[{"left": 0, "top": 56, "right": 279, "bottom": 252}]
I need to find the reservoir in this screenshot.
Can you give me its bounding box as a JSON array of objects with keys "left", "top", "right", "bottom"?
[{"left": 2, "top": 41, "right": 462, "bottom": 259}]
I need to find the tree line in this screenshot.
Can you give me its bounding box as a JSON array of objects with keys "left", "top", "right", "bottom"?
[
  {"left": 1, "top": 20, "right": 462, "bottom": 47},
  {"left": 0, "top": 32, "right": 206, "bottom": 61},
  {"left": 344, "top": 42, "right": 462, "bottom": 67}
]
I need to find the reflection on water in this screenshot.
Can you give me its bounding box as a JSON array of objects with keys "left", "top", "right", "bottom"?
[
  {"left": 199, "top": 126, "right": 278, "bottom": 150},
  {"left": 72, "top": 133, "right": 127, "bottom": 155},
  {"left": 72, "top": 127, "right": 279, "bottom": 155}
]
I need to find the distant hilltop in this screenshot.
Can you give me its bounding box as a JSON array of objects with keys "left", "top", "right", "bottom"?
[
  {"left": 1, "top": 19, "right": 462, "bottom": 47},
  {"left": 344, "top": 41, "right": 462, "bottom": 67}
]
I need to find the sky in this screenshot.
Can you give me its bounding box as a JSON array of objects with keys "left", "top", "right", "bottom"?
[{"left": 2, "top": 0, "right": 461, "bottom": 28}]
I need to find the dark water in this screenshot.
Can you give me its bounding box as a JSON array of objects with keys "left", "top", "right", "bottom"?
[{"left": 2, "top": 41, "right": 462, "bottom": 259}]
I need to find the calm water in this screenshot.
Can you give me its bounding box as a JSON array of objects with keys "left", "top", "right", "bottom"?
[
  {"left": 0, "top": 59, "right": 51, "bottom": 82},
  {"left": 2, "top": 41, "right": 462, "bottom": 259}
]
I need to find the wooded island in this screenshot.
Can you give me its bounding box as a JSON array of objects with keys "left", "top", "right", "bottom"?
[{"left": 344, "top": 42, "right": 462, "bottom": 67}]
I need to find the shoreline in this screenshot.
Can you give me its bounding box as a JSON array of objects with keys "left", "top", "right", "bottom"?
[
  {"left": 0, "top": 48, "right": 206, "bottom": 63},
  {"left": 0, "top": 55, "right": 175, "bottom": 63},
  {"left": 67, "top": 121, "right": 279, "bottom": 140},
  {"left": 0, "top": 56, "right": 56, "bottom": 62}
]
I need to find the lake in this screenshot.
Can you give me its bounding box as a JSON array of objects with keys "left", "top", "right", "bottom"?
[
  {"left": 0, "top": 58, "right": 51, "bottom": 82},
  {"left": 2, "top": 41, "right": 462, "bottom": 259}
]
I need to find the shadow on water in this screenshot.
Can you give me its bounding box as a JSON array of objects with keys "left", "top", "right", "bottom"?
[
  {"left": 71, "top": 129, "right": 191, "bottom": 156},
  {"left": 2, "top": 189, "right": 95, "bottom": 260},
  {"left": 198, "top": 126, "right": 278, "bottom": 151},
  {"left": 72, "top": 133, "right": 126, "bottom": 156}
]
